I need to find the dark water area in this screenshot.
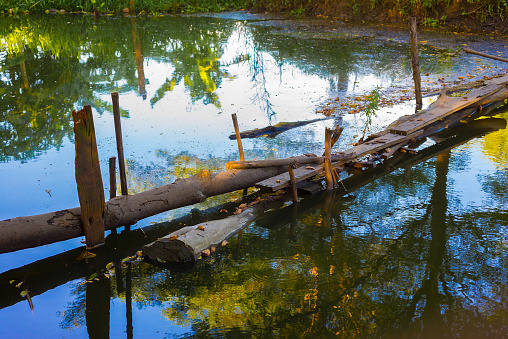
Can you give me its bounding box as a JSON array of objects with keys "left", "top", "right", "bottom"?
[{"left": 0, "top": 12, "right": 507, "bottom": 338}]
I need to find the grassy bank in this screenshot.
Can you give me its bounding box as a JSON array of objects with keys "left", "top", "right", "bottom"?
[{"left": 1, "top": 0, "right": 507, "bottom": 30}]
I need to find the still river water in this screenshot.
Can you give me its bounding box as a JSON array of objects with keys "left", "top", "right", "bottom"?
[{"left": 0, "top": 11, "right": 507, "bottom": 338}]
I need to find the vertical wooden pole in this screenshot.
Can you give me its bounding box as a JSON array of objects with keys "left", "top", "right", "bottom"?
[
  {"left": 288, "top": 165, "right": 298, "bottom": 203},
  {"left": 73, "top": 105, "right": 105, "bottom": 248},
  {"left": 231, "top": 113, "right": 245, "bottom": 161},
  {"left": 109, "top": 157, "right": 117, "bottom": 200},
  {"left": 231, "top": 113, "right": 248, "bottom": 195},
  {"left": 324, "top": 128, "right": 334, "bottom": 190},
  {"left": 111, "top": 92, "right": 128, "bottom": 196},
  {"left": 410, "top": 16, "right": 423, "bottom": 111},
  {"left": 109, "top": 156, "right": 118, "bottom": 235}
]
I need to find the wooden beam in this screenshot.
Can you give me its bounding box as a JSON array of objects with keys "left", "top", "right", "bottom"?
[
  {"left": 463, "top": 47, "right": 508, "bottom": 63},
  {"left": 73, "top": 105, "right": 105, "bottom": 248},
  {"left": 390, "top": 84, "right": 507, "bottom": 135}
]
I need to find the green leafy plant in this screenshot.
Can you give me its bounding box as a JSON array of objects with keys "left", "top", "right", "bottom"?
[{"left": 361, "top": 87, "right": 381, "bottom": 139}]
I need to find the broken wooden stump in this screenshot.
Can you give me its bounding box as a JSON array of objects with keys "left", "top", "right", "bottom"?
[{"left": 73, "top": 105, "right": 105, "bottom": 248}]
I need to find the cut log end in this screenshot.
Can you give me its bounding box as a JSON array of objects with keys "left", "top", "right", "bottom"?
[{"left": 142, "top": 239, "right": 195, "bottom": 263}]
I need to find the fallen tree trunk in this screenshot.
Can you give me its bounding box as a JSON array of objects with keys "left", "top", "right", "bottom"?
[
  {"left": 0, "top": 166, "right": 287, "bottom": 254},
  {"left": 143, "top": 195, "right": 285, "bottom": 262}
]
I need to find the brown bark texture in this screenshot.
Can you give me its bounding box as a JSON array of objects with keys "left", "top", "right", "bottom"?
[{"left": 0, "top": 167, "right": 287, "bottom": 254}]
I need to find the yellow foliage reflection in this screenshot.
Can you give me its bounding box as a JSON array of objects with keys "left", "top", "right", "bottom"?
[{"left": 481, "top": 112, "right": 508, "bottom": 168}]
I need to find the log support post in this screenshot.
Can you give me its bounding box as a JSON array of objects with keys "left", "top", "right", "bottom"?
[
  {"left": 73, "top": 105, "right": 105, "bottom": 248},
  {"left": 109, "top": 157, "right": 117, "bottom": 200},
  {"left": 111, "top": 92, "right": 128, "bottom": 196},
  {"left": 288, "top": 165, "right": 298, "bottom": 203},
  {"left": 410, "top": 16, "right": 423, "bottom": 111},
  {"left": 324, "top": 128, "right": 334, "bottom": 190},
  {"left": 232, "top": 113, "right": 248, "bottom": 195},
  {"left": 109, "top": 156, "right": 117, "bottom": 235},
  {"left": 231, "top": 113, "right": 245, "bottom": 162}
]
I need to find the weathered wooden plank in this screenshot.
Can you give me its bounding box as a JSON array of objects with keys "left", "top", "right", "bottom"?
[
  {"left": 256, "top": 131, "right": 422, "bottom": 191},
  {"left": 391, "top": 84, "right": 507, "bottom": 135},
  {"left": 73, "top": 105, "right": 105, "bottom": 248},
  {"left": 338, "top": 130, "right": 423, "bottom": 159},
  {"left": 256, "top": 164, "right": 325, "bottom": 191}
]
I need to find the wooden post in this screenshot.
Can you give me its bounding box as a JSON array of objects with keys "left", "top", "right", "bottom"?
[
  {"left": 111, "top": 92, "right": 128, "bottom": 196},
  {"left": 109, "top": 157, "right": 117, "bottom": 235},
  {"left": 410, "top": 16, "right": 423, "bottom": 111},
  {"left": 231, "top": 113, "right": 248, "bottom": 195},
  {"left": 109, "top": 157, "right": 117, "bottom": 200},
  {"left": 288, "top": 165, "right": 298, "bottom": 203},
  {"left": 73, "top": 105, "right": 105, "bottom": 248},
  {"left": 231, "top": 113, "right": 245, "bottom": 161},
  {"left": 324, "top": 128, "right": 334, "bottom": 190}
]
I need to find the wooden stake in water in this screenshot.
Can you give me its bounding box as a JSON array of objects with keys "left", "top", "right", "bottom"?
[
  {"left": 231, "top": 113, "right": 248, "bottom": 195},
  {"left": 288, "top": 165, "right": 298, "bottom": 203},
  {"left": 111, "top": 92, "right": 128, "bottom": 196},
  {"left": 231, "top": 113, "right": 245, "bottom": 161},
  {"left": 410, "top": 16, "right": 423, "bottom": 111},
  {"left": 109, "top": 157, "right": 117, "bottom": 200},
  {"left": 324, "top": 128, "right": 334, "bottom": 190},
  {"left": 73, "top": 105, "right": 105, "bottom": 248}
]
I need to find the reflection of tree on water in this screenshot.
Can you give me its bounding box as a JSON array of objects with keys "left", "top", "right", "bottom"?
[{"left": 131, "top": 17, "right": 147, "bottom": 100}]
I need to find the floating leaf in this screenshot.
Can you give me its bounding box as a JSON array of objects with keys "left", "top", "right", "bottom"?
[
  {"left": 106, "top": 262, "right": 114, "bottom": 270},
  {"left": 169, "top": 235, "right": 178, "bottom": 241},
  {"left": 76, "top": 250, "right": 96, "bottom": 261},
  {"left": 201, "top": 249, "right": 210, "bottom": 257},
  {"left": 88, "top": 273, "right": 98, "bottom": 281},
  {"left": 221, "top": 240, "right": 228, "bottom": 247},
  {"left": 136, "top": 250, "right": 144, "bottom": 257},
  {"left": 156, "top": 257, "right": 165, "bottom": 263},
  {"left": 210, "top": 245, "right": 216, "bottom": 253},
  {"left": 20, "top": 290, "right": 27, "bottom": 297},
  {"left": 197, "top": 225, "right": 205, "bottom": 231},
  {"left": 15, "top": 282, "right": 23, "bottom": 289},
  {"left": 9, "top": 280, "right": 16, "bottom": 285}
]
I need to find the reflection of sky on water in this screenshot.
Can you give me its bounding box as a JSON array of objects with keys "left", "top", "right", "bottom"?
[{"left": 0, "top": 14, "right": 508, "bottom": 338}]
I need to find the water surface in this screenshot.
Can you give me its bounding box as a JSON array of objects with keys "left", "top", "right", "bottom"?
[{"left": 0, "top": 12, "right": 507, "bottom": 338}]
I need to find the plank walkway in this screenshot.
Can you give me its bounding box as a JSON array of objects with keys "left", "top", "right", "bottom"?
[{"left": 256, "top": 78, "right": 508, "bottom": 192}]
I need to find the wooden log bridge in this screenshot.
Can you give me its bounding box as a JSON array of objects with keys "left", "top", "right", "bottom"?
[
  {"left": 142, "top": 75, "right": 508, "bottom": 263},
  {"left": 0, "top": 167, "right": 288, "bottom": 254},
  {"left": 1, "top": 72, "right": 507, "bottom": 256}
]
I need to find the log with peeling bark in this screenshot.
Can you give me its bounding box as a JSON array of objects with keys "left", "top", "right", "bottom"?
[
  {"left": 0, "top": 167, "right": 288, "bottom": 254},
  {"left": 143, "top": 195, "right": 285, "bottom": 263}
]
